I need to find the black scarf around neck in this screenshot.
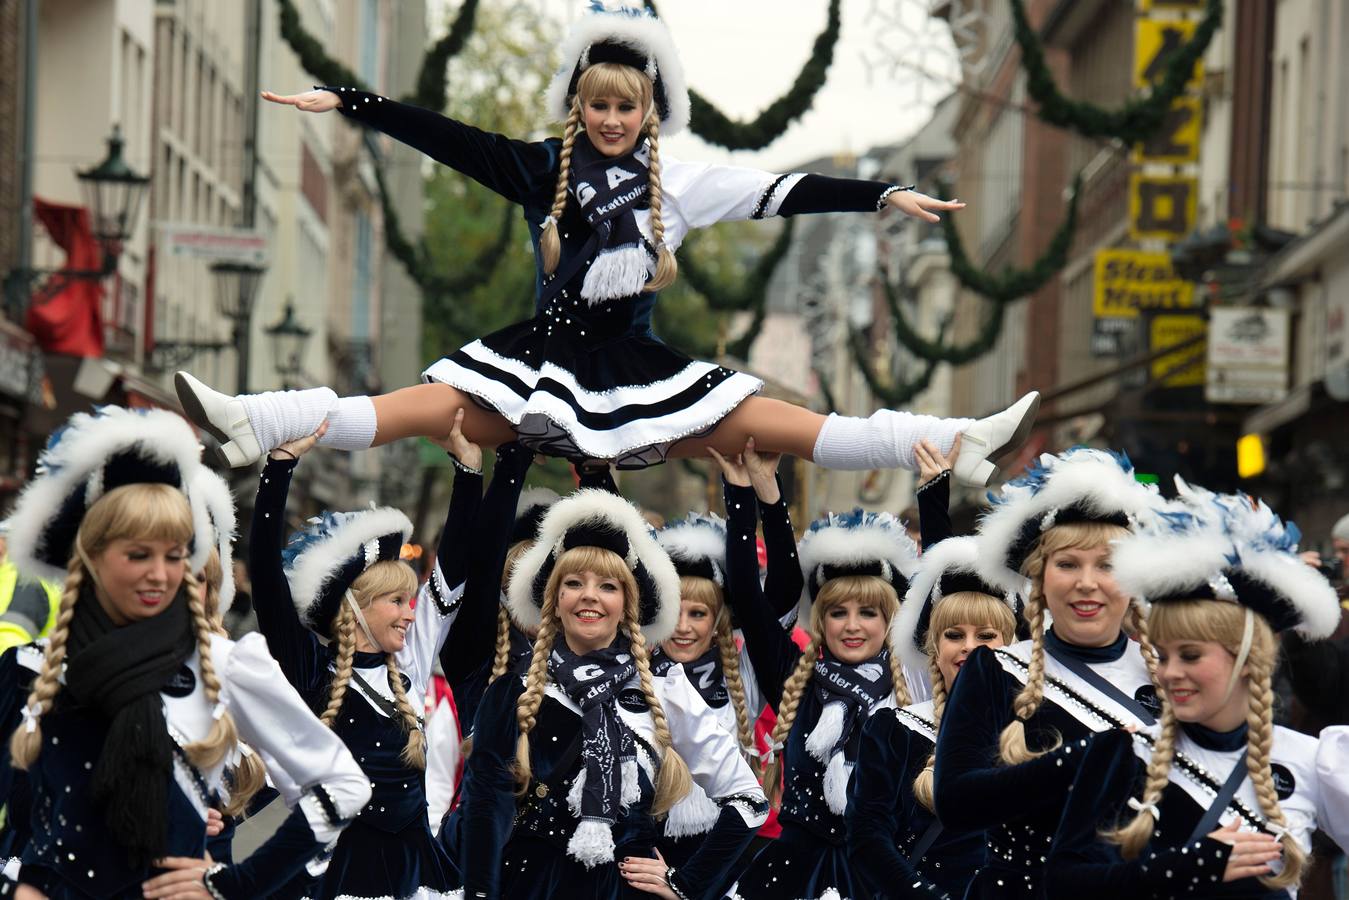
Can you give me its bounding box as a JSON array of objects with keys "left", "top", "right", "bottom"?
[
  {"left": 64, "top": 581, "right": 196, "bottom": 867},
  {"left": 808, "top": 648, "right": 894, "bottom": 762},
  {"left": 547, "top": 636, "right": 638, "bottom": 827},
  {"left": 652, "top": 645, "right": 728, "bottom": 708},
  {"left": 559, "top": 137, "right": 654, "bottom": 306}
]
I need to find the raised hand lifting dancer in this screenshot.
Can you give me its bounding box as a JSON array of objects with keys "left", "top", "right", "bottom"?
[{"left": 173, "top": 5, "right": 1038, "bottom": 486}]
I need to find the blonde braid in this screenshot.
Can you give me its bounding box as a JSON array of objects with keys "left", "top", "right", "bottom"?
[
  {"left": 182, "top": 572, "right": 240, "bottom": 770},
  {"left": 386, "top": 654, "right": 427, "bottom": 770},
  {"left": 1245, "top": 654, "right": 1305, "bottom": 889},
  {"left": 513, "top": 611, "right": 559, "bottom": 795},
  {"left": 912, "top": 656, "right": 949, "bottom": 813},
  {"left": 999, "top": 596, "right": 1060, "bottom": 764},
  {"left": 627, "top": 617, "right": 692, "bottom": 816},
  {"left": 762, "top": 631, "right": 822, "bottom": 808},
  {"left": 1129, "top": 600, "right": 1161, "bottom": 682},
  {"left": 222, "top": 749, "right": 268, "bottom": 818},
  {"left": 1107, "top": 699, "right": 1178, "bottom": 858},
  {"left": 320, "top": 605, "right": 357, "bottom": 728},
  {"left": 539, "top": 100, "right": 583, "bottom": 275},
  {"left": 490, "top": 606, "right": 514, "bottom": 683},
  {"left": 10, "top": 562, "right": 83, "bottom": 769},
  {"left": 643, "top": 115, "right": 677, "bottom": 292},
  {"left": 716, "top": 616, "right": 757, "bottom": 774},
  {"left": 888, "top": 646, "right": 912, "bottom": 708}
]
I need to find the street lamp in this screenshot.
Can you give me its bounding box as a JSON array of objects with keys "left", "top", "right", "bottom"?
[
  {"left": 210, "top": 260, "right": 266, "bottom": 394},
  {"left": 76, "top": 124, "right": 151, "bottom": 265},
  {"left": 264, "top": 300, "right": 311, "bottom": 385}
]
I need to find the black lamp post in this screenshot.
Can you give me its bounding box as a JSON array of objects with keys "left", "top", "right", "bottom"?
[
  {"left": 210, "top": 260, "right": 267, "bottom": 394},
  {"left": 4, "top": 124, "right": 150, "bottom": 316},
  {"left": 264, "top": 300, "right": 311, "bottom": 387}
]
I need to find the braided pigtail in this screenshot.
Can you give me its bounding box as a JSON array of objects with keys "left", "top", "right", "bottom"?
[
  {"left": 1106, "top": 699, "right": 1178, "bottom": 858},
  {"left": 715, "top": 614, "right": 757, "bottom": 773},
  {"left": 1129, "top": 600, "right": 1161, "bottom": 683},
  {"left": 386, "top": 654, "right": 427, "bottom": 770},
  {"left": 912, "top": 655, "right": 949, "bottom": 813},
  {"left": 1245, "top": 651, "right": 1305, "bottom": 889},
  {"left": 627, "top": 617, "right": 692, "bottom": 816},
  {"left": 643, "top": 115, "right": 677, "bottom": 292},
  {"left": 540, "top": 99, "right": 583, "bottom": 275},
  {"left": 999, "top": 595, "right": 1060, "bottom": 764},
  {"left": 320, "top": 604, "right": 358, "bottom": 728},
  {"left": 182, "top": 572, "right": 241, "bottom": 770},
  {"left": 513, "top": 611, "right": 559, "bottom": 795},
  {"left": 490, "top": 606, "right": 514, "bottom": 684},
  {"left": 10, "top": 561, "right": 82, "bottom": 769},
  {"left": 888, "top": 646, "right": 912, "bottom": 707},
  {"left": 222, "top": 748, "right": 268, "bottom": 818},
  {"left": 762, "top": 630, "right": 823, "bottom": 808}
]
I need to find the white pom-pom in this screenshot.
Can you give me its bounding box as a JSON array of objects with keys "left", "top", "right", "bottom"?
[
  {"left": 822, "top": 751, "right": 851, "bottom": 815},
  {"left": 805, "top": 701, "right": 845, "bottom": 763},
  {"left": 662, "top": 783, "right": 722, "bottom": 839},
  {"left": 620, "top": 757, "right": 640, "bottom": 809},
  {"left": 581, "top": 246, "right": 654, "bottom": 305},
  {"left": 567, "top": 769, "right": 586, "bottom": 817},
  {"left": 567, "top": 816, "right": 616, "bottom": 868}
]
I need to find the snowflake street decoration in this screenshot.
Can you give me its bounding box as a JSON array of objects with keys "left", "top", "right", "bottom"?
[{"left": 862, "top": 0, "right": 985, "bottom": 105}]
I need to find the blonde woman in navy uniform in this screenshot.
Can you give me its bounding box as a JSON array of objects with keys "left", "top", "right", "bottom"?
[
  {"left": 0, "top": 407, "right": 369, "bottom": 899},
  {"left": 1045, "top": 485, "right": 1349, "bottom": 898}
]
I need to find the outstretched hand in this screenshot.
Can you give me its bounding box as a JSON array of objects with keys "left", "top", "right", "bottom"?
[
  {"left": 915, "top": 434, "right": 961, "bottom": 488},
  {"left": 430, "top": 408, "right": 482, "bottom": 472},
  {"left": 260, "top": 89, "right": 342, "bottom": 113},
  {"left": 887, "top": 189, "right": 966, "bottom": 223},
  {"left": 743, "top": 437, "right": 782, "bottom": 504},
  {"left": 707, "top": 447, "right": 750, "bottom": 488},
  {"left": 271, "top": 421, "right": 328, "bottom": 461}
]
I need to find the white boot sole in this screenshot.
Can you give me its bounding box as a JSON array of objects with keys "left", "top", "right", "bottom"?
[{"left": 175, "top": 372, "right": 263, "bottom": 468}]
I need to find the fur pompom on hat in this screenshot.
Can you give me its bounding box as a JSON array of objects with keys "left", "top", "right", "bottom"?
[
  {"left": 507, "top": 489, "right": 681, "bottom": 643},
  {"left": 546, "top": 3, "right": 690, "bottom": 136}
]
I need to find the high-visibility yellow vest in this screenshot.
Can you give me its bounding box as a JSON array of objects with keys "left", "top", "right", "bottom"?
[{"left": 0, "top": 561, "right": 62, "bottom": 653}]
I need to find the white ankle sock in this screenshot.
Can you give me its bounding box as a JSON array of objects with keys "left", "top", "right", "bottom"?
[
  {"left": 811, "top": 410, "right": 974, "bottom": 471},
  {"left": 318, "top": 396, "right": 378, "bottom": 451},
  {"left": 240, "top": 387, "right": 337, "bottom": 452}
]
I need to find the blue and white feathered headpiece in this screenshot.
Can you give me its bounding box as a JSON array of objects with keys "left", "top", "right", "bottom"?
[
  {"left": 283, "top": 506, "right": 413, "bottom": 634},
  {"left": 891, "top": 536, "right": 1024, "bottom": 675},
  {"left": 797, "top": 509, "right": 921, "bottom": 612},
  {"left": 6, "top": 407, "right": 215, "bottom": 585},
  {"left": 975, "top": 447, "right": 1165, "bottom": 595},
  {"left": 546, "top": 2, "right": 690, "bottom": 136},
  {"left": 1111, "top": 478, "right": 1338, "bottom": 638}
]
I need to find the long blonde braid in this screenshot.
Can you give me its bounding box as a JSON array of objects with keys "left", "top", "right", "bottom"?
[
  {"left": 888, "top": 646, "right": 912, "bottom": 707},
  {"left": 1129, "top": 600, "right": 1161, "bottom": 681},
  {"left": 490, "top": 606, "right": 515, "bottom": 683},
  {"left": 320, "top": 604, "right": 358, "bottom": 728},
  {"left": 911, "top": 655, "right": 949, "bottom": 812},
  {"left": 386, "top": 654, "right": 427, "bottom": 770},
  {"left": 715, "top": 614, "right": 757, "bottom": 773},
  {"left": 182, "top": 571, "right": 240, "bottom": 770},
  {"left": 643, "top": 115, "right": 677, "bottom": 292},
  {"left": 539, "top": 100, "right": 583, "bottom": 275},
  {"left": 999, "top": 595, "right": 1060, "bottom": 764},
  {"left": 625, "top": 615, "right": 692, "bottom": 816},
  {"left": 9, "top": 561, "right": 83, "bottom": 769},
  {"left": 1245, "top": 652, "right": 1305, "bottom": 889},
  {"left": 762, "top": 630, "right": 822, "bottom": 808},
  {"left": 512, "top": 611, "right": 559, "bottom": 795},
  {"left": 1106, "top": 698, "right": 1178, "bottom": 857}
]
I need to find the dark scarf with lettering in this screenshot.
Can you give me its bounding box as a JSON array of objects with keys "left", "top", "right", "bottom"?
[
  {"left": 547, "top": 635, "right": 640, "bottom": 867},
  {"left": 63, "top": 582, "right": 196, "bottom": 867},
  {"left": 652, "top": 644, "right": 728, "bottom": 708},
  {"left": 561, "top": 136, "right": 654, "bottom": 306},
  {"left": 804, "top": 648, "right": 894, "bottom": 814}
]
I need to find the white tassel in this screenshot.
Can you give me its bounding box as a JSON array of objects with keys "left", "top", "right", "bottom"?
[
  {"left": 819, "top": 890, "right": 843, "bottom": 900},
  {"left": 567, "top": 769, "right": 586, "bottom": 817},
  {"left": 581, "top": 245, "right": 653, "bottom": 304},
  {"left": 620, "top": 758, "right": 640, "bottom": 809},
  {"left": 805, "top": 701, "right": 845, "bottom": 763},
  {"left": 567, "top": 816, "right": 617, "bottom": 868},
  {"left": 822, "top": 751, "right": 851, "bottom": 816},
  {"left": 662, "top": 782, "right": 722, "bottom": 839}
]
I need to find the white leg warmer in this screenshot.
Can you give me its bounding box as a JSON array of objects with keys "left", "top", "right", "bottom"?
[
  {"left": 317, "top": 396, "right": 378, "bottom": 451},
  {"left": 810, "top": 410, "right": 973, "bottom": 472},
  {"left": 239, "top": 387, "right": 337, "bottom": 453}
]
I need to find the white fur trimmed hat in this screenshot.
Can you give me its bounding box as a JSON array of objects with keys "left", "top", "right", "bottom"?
[
  {"left": 546, "top": 3, "right": 691, "bottom": 136},
  {"left": 511, "top": 487, "right": 561, "bottom": 547},
  {"left": 975, "top": 448, "right": 1164, "bottom": 595},
  {"left": 6, "top": 407, "right": 215, "bottom": 585},
  {"left": 656, "top": 512, "right": 728, "bottom": 588},
  {"left": 797, "top": 509, "right": 921, "bottom": 611},
  {"left": 892, "top": 536, "right": 1024, "bottom": 675},
  {"left": 507, "top": 488, "right": 680, "bottom": 643},
  {"left": 188, "top": 466, "right": 239, "bottom": 613},
  {"left": 1112, "top": 480, "right": 1340, "bottom": 639},
  {"left": 283, "top": 507, "right": 414, "bottom": 633}
]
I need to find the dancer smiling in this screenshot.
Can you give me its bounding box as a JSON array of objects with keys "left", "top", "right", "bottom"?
[{"left": 174, "top": 5, "right": 1038, "bottom": 486}]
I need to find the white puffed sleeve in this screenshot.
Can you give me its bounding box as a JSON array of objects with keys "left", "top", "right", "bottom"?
[
  {"left": 1315, "top": 725, "right": 1349, "bottom": 851},
  {"left": 221, "top": 633, "right": 371, "bottom": 842},
  {"left": 396, "top": 576, "right": 462, "bottom": 697},
  {"left": 660, "top": 155, "right": 804, "bottom": 233},
  {"left": 659, "top": 662, "right": 768, "bottom": 828}
]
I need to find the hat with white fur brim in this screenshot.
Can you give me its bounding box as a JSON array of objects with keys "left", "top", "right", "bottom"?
[
  {"left": 283, "top": 507, "right": 414, "bottom": 635},
  {"left": 796, "top": 509, "right": 921, "bottom": 625},
  {"left": 892, "top": 536, "right": 1024, "bottom": 675},
  {"left": 975, "top": 448, "right": 1163, "bottom": 596},
  {"left": 6, "top": 407, "right": 212, "bottom": 585},
  {"left": 545, "top": 4, "right": 690, "bottom": 136},
  {"left": 508, "top": 488, "right": 680, "bottom": 644},
  {"left": 188, "top": 466, "right": 238, "bottom": 613}
]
